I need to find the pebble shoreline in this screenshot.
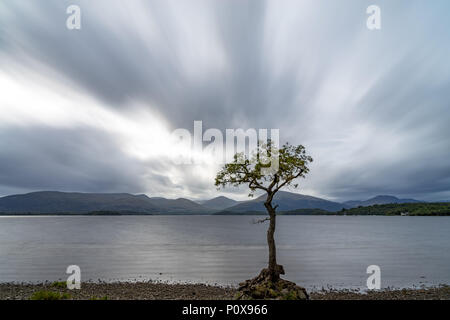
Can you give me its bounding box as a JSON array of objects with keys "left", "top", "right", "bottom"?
[{"left": 0, "top": 282, "right": 449, "bottom": 300}]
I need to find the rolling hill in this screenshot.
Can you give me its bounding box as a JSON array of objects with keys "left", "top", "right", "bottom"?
[
  {"left": 223, "top": 191, "right": 346, "bottom": 213},
  {"left": 0, "top": 191, "right": 210, "bottom": 214},
  {"left": 343, "top": 195, "right": 422, "bottom": 208},
  {"left": 198, "top": 196, "right": 239, "bottom": 210}
]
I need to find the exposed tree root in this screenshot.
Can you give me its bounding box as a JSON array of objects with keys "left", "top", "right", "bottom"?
[{"left": 235, "top": 267, "right": 309, "bottom": 300}]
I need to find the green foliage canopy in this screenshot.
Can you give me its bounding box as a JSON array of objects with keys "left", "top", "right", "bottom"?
[{"left": 215, "top": 142, "right": 313, "bottom": 198}]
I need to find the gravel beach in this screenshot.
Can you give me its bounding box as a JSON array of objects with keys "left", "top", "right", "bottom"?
[{"left": 0, "top": 282, "right": 449, "bottom": 300}]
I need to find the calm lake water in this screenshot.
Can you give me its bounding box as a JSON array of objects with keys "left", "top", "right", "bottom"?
[{"left": 0, "top": 215, "right": 449, "bottom": 290}]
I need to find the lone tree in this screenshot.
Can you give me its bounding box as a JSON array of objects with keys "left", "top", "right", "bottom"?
[{"left": 215, "top": 141, "right": 313, "bottom": 284}]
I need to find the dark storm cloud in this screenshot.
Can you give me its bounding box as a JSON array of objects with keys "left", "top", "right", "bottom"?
[
  {"left": 0, "top": 0, "right": 304, "bottom": 130},
  {"left": 0, "top": 126, "right": 149, "bottom": 194},
  {"left": 0, "top": 0, "right": 450, "bottom": 200}
]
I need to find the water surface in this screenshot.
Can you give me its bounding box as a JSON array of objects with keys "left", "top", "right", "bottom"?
[{"left": 0, "top": 215, "right": 449, "bottom": 289}]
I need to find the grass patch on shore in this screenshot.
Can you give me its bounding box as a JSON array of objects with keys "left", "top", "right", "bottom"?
[
  {"left": 30, "top": 290, "right": 71, "bottom": 300},
  {"left": 50, "top": 281, "right": 67, "bottom": 289}
]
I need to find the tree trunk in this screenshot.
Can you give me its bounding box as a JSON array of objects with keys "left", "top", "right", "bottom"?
[{"left": 264, "top": 194, "right": 284, "bottom": 281}]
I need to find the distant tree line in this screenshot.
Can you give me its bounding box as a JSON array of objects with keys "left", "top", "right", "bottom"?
[
  {"left": 216, "top": 203, "right": 450, "bottom": 216},
  {"left": 339, "top": 203, "right": 450, "bottom": 216}
]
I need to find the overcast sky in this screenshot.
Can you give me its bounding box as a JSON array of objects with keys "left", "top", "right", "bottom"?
[{"left": 0, "top": 0, "right": 449, "bottom": 201}]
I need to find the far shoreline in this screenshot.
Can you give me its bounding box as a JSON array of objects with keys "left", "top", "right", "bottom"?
[{"left": 1, "top": 213, "right": 450, "bottom": 216}]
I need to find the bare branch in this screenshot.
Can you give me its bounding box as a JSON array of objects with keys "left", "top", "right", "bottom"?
[{"left": 252, "top": 217, "right": 270, "bottom": 224}]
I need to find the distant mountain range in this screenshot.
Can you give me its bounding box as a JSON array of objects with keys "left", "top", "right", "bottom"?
[
  {"left": 343, "top": 195, "right": 423, "bottom": 208},
  {"left": 198, "top": 196, "right": 239, "bottom": 210},
  {"left": 0, "top": 191, "right": 208, "bottom": 214},
  {"left": 0, "top": 191, "right": 428, "bottom": 215},
  {"left": 220, "top": 191, "right": 346, "bottom": 213}
]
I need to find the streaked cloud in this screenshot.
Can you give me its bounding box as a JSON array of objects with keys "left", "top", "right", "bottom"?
[{"left": 0, "top": 0, "right": 449, "bottom": 201}]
